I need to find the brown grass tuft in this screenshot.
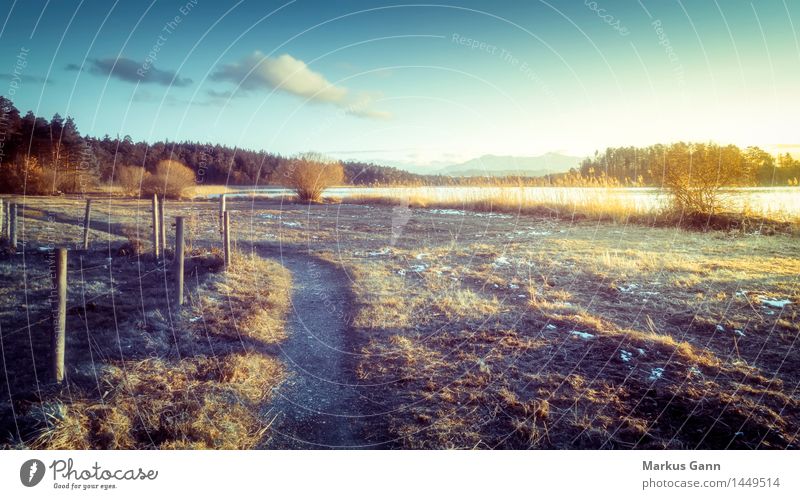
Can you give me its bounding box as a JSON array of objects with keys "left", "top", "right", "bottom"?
[{"left": 28, "top": 251, "right": 292, "bottom": 449}]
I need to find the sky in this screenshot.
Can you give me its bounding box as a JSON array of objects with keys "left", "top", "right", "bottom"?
[{"left": 1, "top": 0, "right": 799, "bottom": 171}]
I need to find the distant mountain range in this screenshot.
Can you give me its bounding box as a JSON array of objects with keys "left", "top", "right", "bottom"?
[{"left": 439, "top": 153, "right": 582, "bottom": 177}]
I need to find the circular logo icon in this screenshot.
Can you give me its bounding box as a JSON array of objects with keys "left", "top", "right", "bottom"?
[{"left": 20, "top": 459, "right": 45, "bottom": 487}]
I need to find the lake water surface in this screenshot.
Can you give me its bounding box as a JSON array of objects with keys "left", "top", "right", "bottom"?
[{"left": 213, "top": 186, "right": 800, "bottom": 217}]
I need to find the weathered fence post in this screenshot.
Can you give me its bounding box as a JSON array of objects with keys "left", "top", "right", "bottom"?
[
  {"left": 52, "top": 247, "right": 67, "bottom": 384},
  {"left": 152, "top": 194, "right": 160, "bottom": 260},
  {"left": 174, "top": 216, "right": 185, "bottom": 306},
  {"left": 2, "top": 201, "right": 8, "bottom": 240},
  {"left": 219, "top": 194, "right": 226, "bottom": 233},
  {"left": 223, "top": 210, "right": 231, "bottom": 270},
  {"left": 4, "top": 200, "right": 10, "bottom": 240},
  {"left": 9, "top": 203, "right": 17, "bottom": 250},
  {"left": 159, "top": 195, "right": 166, "bottom": 257},
  {"left": 82, "top": 199, "right": 92, "bottom": 250}
]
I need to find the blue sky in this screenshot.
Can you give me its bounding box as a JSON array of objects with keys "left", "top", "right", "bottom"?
[{"left": 2, "top": 0, "right": 799, "bottom": 170}]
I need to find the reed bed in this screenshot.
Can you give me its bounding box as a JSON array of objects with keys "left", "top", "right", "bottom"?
[{"left": 343, "top": 186, "right": 799, "bottom": 231}]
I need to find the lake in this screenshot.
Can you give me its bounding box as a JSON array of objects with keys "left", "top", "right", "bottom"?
[{"left": 210, "top": 186, "right": 800, "bottom": 218}]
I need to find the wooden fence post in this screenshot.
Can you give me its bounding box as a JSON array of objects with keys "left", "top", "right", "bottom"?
[
  {"left": 223, "top": 210, "right": 231, "bottom": 270},
  {"left": 174, "top": 216, "right": 185, "bottom": 306},
  {"left": 9, "top": 203, "right": 17, "bottom": 250},
  {"left": 52, "top": 247, "right": 67, "bottom": 384},
  {"left": 152, "top": 194, "right": 160, "bottom": 260},
  {"left": 82, "top": 199, "right": 92, "bottom": 250},
  {"left": 159, "top": 195, "right": 166, "bottom": 257},
  {"left": 219, "top": 194, "right": 226, "bottom": 233},
  {"left": 4, "top": 200, "right": 10, "bottom": 240},
  {"left": 2, "top": 201, "right": 8, "bottom": 240}
]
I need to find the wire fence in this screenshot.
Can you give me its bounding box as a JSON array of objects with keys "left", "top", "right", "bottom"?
[{"left": 0, "top": 197, "right": 229, "bottom": 341}]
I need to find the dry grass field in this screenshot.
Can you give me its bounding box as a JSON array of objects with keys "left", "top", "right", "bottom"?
[
  {"left": 0, "top": 198, "right": 292, "bottom": 449},
  {"left": 1, "top": 195, "right": 797, "bottom": 449}
]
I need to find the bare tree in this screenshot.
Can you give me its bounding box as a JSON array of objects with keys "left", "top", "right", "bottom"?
[
  {"left": 274, "top": 152, "right": 344, "bottom": 202},
  {"left": 663, "top": 143, "right": 743, "bottom": 215}
]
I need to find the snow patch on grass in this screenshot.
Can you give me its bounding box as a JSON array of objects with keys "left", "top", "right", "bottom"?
[
  {"left": 649, "top": 367, "right": 664, "bottom": 381},
  {"left": 757, "top": 296, "right": 792, "bottom": 308}
]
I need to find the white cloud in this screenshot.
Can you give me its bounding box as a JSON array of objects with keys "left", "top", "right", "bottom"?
[
  {"left": 210, "top": 51, "right": 389, "bottom": 119},
  {"left": 348, "top": 108, "right": 392, "bottom": 120},
  {"left": 344, "top": 92, "right": 392, "bottom": 120}
]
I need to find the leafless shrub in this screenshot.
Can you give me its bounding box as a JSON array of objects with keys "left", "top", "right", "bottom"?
[
  {"left": 273, "top": 152, "right": 344, "bottom": 202},
  {"left": 663, "top": 143, "right": 742, "bottom": 215},
  {"left": 114, "top": 165, "right": 150, "bottom": 196},
  {"left": 141, "top": 160, "right": 196, "bottom": 199}
]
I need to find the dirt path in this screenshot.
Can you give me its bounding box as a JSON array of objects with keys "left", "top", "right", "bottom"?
[{"left": 256, "top": 246, "right": 375, "bottom": 449}]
